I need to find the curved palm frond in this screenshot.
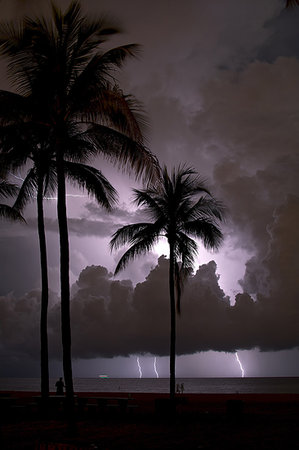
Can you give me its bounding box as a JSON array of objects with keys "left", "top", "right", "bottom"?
[
  {"left": 133, "top": 188, "right": 167, "bottom": 222},
  {"left": 175, "top": 232, "right": 198, "bottom": 269},
  {"left": 183, "top": 219, "right": 223, "bottom": 250},
  {"left": 0, "top": 91, "right": 31, "bottom": 122},
  {"left": 0, "top": 179, "right": 19, "bottom": 199},
  {"left": 75, "top": 85, "right": 148, "bottom": 142},
  {"left": 286, "top": 0, "right": 299, "bottom": 7},
  {"left": 70, "top": 45, "right": 140, "bottom": 102},
  {"left": 113, "top": 230, "right": 160, "bottom": 274},
  {"left": 89, "top": 123, "right": 160, "bottom": 185},
  {"left": 13, "top": 167, "right": 37, "bottom": 211},
  {"left": 110, "top": 221, "right": 162, "bottom": 250},
  {"left": 184, "top": 196, "right": 226, "bottom": 223},
  {"left": 64, "top": 160, "right": 117, "bottom": 210},
  {"left": 0, "top": 178, "right": 25, "bottom": 222},
  {"left": 0, "top": 203, "right": 25, "bottom": 221}
]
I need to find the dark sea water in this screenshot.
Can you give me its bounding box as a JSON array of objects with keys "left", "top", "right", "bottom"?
[{"left": 1, "top": 377, "right": 299, "bottom": 394}]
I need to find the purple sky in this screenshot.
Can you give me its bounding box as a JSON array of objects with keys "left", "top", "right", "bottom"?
[{"left": 1, "top": 0, "right": 299, "bottom": 379}]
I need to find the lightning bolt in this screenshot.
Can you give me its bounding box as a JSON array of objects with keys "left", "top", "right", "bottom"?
[
  {"left": 9, "top": 173, "right": 87, "bottom": 200},
  {"left": 136, "top": 357, "right": 142, "bottom": 378},
  {"left": 44, "top": 194, "right": 88, "bottom": 200},
  {"left": 153, "top": 357, "right": 159, "bottom": 378},
  {"left": 235, "top": 352, "right": 245, "bottom": 378},
  {"left": 10, "top": 172, "right": 24, "bottom": 182}
]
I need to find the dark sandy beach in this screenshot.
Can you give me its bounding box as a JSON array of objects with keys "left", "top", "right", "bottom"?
[{"left": 1, "top": 391, "right": 299, "bottom": 449}]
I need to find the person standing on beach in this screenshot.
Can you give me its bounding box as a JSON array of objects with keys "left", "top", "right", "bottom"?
[{"left": 55, "top": 377, "right": 65, "bottom": 395}]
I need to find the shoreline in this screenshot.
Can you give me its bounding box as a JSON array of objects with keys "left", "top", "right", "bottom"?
[{"left": 2, "top": 390, "right": 299, "bottom": 412}]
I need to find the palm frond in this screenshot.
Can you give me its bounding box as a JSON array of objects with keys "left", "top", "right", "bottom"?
[
  {"left": 113, "top": 232, "right": 159, "bottom": 274},
  {"left": 184, "top": 196, "right": 226, "bottom": 223},
  {"left": 62, "top": 127, "right": 98, "bottom": 162},
  {"left": 133, "top": 188, "right": 167, "bottom": 222},
  {"left": 13, "top": 168, "right": 37, "bottom": 211},
  {"left": 0, "top": 203, "right": 25, "bottom": 222},
  {"left": 110, "top": 222, "right": 161, "bottom": 250},
  {"left": 286, "top": 0, "right": 299, "bottom": 7},
  {"left": 0, "top": 180, "right": 19, "bottom": 199},
  {"left": 64, "top": 161, "right": 117, "bottom": 210},
  {"left": 175, "top": 232, "right": 198, "bottom": 267},
  {"left": 0, "top": 91, "right": 30, "bottom": 122},
  {"left": 72, "top": 83, "right": 147, "bottom": 143},
  {"left": 184, "top": 219, "right": 224, "bottom": 250},
  {"left": 88, "top": 123, "right": 160, "bottom": 185}
]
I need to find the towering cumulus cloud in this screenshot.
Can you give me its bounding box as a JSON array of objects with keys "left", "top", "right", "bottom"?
[{"left": 1, "top": 247, "right": 299, "bottom": 370}]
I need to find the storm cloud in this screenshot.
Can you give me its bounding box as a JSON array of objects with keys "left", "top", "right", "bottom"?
[{"left": 1, "top": 250, "right": 299, "bottom": 368}]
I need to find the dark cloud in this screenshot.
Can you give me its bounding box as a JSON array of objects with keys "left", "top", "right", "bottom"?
[
  {"left": 0, "top": 236, "right": 41, "bottom": 296},
  {"left": 257, "top": 6, "right": 299, "bottom": 62},
  {"left": 2, "top": 252, "right": 299, "bottom": 372}
]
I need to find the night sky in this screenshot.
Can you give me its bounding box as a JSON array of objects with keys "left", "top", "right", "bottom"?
[{"left": 1, "top": 0, "right": 299, "bottom": 379}]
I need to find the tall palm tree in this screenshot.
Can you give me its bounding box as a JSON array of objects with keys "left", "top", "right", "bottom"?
[
  {"left": 1, "top": 136, "right": 117, "bottom": 402},
  {"left": 0, "top": 0, "right": 159, "bottom": 403},
  {"left": 110, "top": 166, "right": 225, "bottom": 401}
]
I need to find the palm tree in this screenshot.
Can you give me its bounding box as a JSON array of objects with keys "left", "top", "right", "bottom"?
[
  {"left": 1, "top": 121, "right": 119, "bottom": 403},
  {"left": 110, "top": 166, "right": 225, "bottom": 401},
  {"left": 0, "top": 0, "right": 159, "bottom": 404},
  {"left": 1, "top": 135, "right": 117, "bottom": 403}
]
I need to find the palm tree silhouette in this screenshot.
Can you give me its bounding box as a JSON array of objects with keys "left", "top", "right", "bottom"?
[
  {"left": 0, "top": 0, "right": 159, "bottom": 404},
  {"left": 110, "top": 166, "right": 225, "bottom": 401},
  {"left": 1, "top": 135, "right": 117, "bottom": 402}
]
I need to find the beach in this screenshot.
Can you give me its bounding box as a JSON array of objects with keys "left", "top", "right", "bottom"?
[{"left": 1, "top": 391, "right": 299, "bottom": 449}]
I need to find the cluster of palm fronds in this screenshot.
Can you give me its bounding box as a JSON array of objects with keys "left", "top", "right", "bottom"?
[{"left": 286, "top": 0, "right": 299, "bottom": 7}]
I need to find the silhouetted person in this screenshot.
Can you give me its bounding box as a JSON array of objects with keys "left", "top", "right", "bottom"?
[{"left": 55, "top": 377, "right": 65, "bottom": 395}]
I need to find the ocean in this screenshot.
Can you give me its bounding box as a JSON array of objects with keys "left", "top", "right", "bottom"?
[{"left": 1, "top": 377, "right": 299, "bottom": 394}]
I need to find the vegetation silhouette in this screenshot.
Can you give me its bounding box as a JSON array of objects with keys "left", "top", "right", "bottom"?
[
  {"left": 0, "top": 175, "right": 24, "bottom": 222},
  {"left": 0, "top": 0, "right": 159, "bottom": 410},
  {"left": 0, "top": 134, "right": 117, "bottom": 403},
  {"left": 111, "top": 165, "right": 225, "bottom": 401}
]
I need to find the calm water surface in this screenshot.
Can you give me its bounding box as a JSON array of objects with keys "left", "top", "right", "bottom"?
[{"left": 1, "top": 377, "right": 299, "bottom": 394}]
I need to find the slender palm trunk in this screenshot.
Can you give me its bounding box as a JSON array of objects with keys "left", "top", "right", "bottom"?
[
  {"left": 169, "top": 242, "right": 176, "bottom": 401},
  {"left": 56, "top": 150, "right": 74, "bottom": 402},
  {"left": 37, "top": 173, "right": 49, "bottom": 400}
]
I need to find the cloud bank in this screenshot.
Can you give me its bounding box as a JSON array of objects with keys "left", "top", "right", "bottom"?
[{"left": 1, "top": 237, "right": 299, "bottom": 367}]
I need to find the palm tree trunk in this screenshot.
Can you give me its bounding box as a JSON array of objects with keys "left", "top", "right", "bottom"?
[
  {"left": 37, "top": 173, "right": 49, "bottom": 402},
  {"left": 56, "top": 150, "right": 74, "bottom": 403},
  {"left": 169, "top": 242, "right": 176, "bottom": 402}
]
